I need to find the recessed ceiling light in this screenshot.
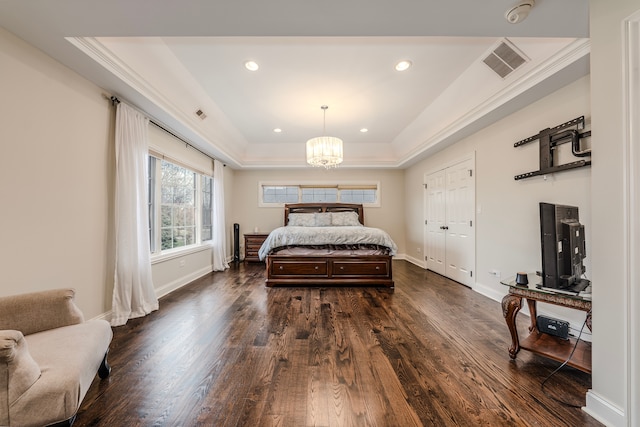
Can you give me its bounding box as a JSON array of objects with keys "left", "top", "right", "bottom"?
[
  {"left": 244, "top": 61, "right": 259, "bottom": 71},
  {"left": 360, "top": 128, "right": 368, "bottom": 133},
  {"left": 395, "top": 60, "right": 412, "bottom": 71},
  {"left": 273, "top": 128, "right": 282, "bottom": 133}
]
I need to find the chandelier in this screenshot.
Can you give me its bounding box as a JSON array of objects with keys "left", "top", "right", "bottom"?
[{"left": 306, "top": 105, "right": 343, "bottom": 169}]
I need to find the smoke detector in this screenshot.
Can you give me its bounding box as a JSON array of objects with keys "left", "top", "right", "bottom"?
[{"left": 505, "top": 0, "right": 535, "bottom": 24}]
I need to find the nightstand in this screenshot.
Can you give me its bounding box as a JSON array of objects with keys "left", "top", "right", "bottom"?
[{"left": 244, "top": 233, "right": 269, "bottom": 262}]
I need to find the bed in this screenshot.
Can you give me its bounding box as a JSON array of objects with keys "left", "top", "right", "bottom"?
[{"left": 259, "top": 203, "right": 397, "bottom": 288}]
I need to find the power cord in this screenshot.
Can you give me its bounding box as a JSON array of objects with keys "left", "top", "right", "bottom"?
[{"left": 540, "top": 309, "right": 591, "bottom": 408}]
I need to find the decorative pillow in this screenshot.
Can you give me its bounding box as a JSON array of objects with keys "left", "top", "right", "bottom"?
[
  {"left": 331, "top": 211, "right": 362, "bottom": 226},
  {"left": 287, "top": 213, "right": 316, "bottom": 227},
  {"left": 314, "top": 212, "right": 332, "bottom": 226}
]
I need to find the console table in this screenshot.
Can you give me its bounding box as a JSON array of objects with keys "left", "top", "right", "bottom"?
[{"left": 501, "top": 273, "right": 592, "bottom": 373}]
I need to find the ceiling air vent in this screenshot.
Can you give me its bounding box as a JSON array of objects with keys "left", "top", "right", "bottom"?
[
  {"left": 482, "top": 40, "right": 527, "bottom": 78},
  {"left": 195, "top": 109, "right": 207, "bottom": 120}
]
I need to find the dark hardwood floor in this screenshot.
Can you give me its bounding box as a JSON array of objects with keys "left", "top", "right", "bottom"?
[{"left": 75, "top": 260, "right": 601, "bottom": 427}]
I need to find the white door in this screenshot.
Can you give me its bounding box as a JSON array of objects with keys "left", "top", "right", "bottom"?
[
  {"left": 424, "top": 170, "right": 446, "bottom": 275},
  {"left": 444, "top": 159, "right": 475, "bottom": 286},
  {"left": 424, "top": 158, "right": 475, "bottom": 287}
]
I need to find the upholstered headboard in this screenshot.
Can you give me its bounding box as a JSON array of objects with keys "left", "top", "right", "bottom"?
[{"left": 283, "top": 203, "right": 364, "bottom": 226}]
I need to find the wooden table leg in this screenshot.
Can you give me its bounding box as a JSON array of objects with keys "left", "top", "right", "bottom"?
[
  {"left": 501, "top": 293, "right": 522, "bottom": 359},
  {"left": 526, "top": 298, "right": 538, "bottom": 333}
]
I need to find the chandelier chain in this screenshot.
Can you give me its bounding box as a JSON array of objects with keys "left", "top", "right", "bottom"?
[{"left": 321, "top": 105, "right": 328, "bottom": 134}]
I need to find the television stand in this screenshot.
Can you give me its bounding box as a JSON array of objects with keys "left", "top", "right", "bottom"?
[{"left": 501, "top": 273, "right": 592, "bottom": 373}]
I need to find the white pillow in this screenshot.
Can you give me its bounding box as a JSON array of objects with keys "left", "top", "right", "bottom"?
[
  {"left": 314, "top": 212, "right": 332, "bottom": 226},
  {"left": 331, "top": 211, "right": 362, "bottom": 226},
  {"left": 287, "top": 213, "right": 316, "bottom": 227}
]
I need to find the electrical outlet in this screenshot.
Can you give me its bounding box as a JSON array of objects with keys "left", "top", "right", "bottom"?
[
  {"left": 417, "top": 247, "right": 421, "bottom": 253},
  {"left": 179, "top": 259, "right": 186, "bottom": 267}
]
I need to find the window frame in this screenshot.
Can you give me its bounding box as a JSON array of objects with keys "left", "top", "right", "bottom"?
[
  {"left": 201, "top": 174, "right": 213, "bottom": 242},
  {"left": 258, "top": 181, "right": 381, "bottom": 207},
  {"left": 148, "top": 155, "right": 213, "bottom": 261}
]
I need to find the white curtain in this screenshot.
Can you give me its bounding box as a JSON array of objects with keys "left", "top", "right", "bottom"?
[
  {"left": 212, "top": 159, "right": 229, "bottom": 271},
  {"left": 111, "top": 102, "right": 159, "bottom": 326}
]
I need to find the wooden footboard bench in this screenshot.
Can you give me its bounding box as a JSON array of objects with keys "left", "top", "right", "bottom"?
[{"left": 265, "top": 253, "right": 394, "bottom": 288}]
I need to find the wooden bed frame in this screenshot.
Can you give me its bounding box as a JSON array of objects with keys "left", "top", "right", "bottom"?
[{"left": 265, "top": 203, "right": 394, "bottom": 288}]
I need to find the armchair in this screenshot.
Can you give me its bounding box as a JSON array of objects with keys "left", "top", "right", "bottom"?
[{"left": 0, "top": 288, "right": 112, "bottom": 426}]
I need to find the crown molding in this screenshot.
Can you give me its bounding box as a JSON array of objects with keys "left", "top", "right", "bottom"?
[
  {"left": 66, "top": 37, "right": 243, "bottom": 166},
  {"left": 397, "top": 38, "right": 590, "bottom": 168},
  {"left": 66, "top": 37, "right": 589, "bottom": 170}
]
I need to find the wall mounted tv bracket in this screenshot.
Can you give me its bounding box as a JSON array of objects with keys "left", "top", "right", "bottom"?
[{"left": 514, "top": 116, "right": 591, "bottom": 180}]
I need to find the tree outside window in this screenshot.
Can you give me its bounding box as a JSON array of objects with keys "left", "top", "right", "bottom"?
[{"left": 159, "top": 161, "right": 196, "bottom": 250}]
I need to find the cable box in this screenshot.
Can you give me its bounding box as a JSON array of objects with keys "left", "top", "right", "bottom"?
[{"left": 536, "top": 315, "right": 569, "bottom": 340}]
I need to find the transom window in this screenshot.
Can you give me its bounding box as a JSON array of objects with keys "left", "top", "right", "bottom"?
[
  {"left": 301, "top": 187, "right": 337, "bottom": 203},
  {"left": 339, "top": 188, "right": 377, "bottom": 204},
  {"left": 262, "top": 186, "right": 299, "bottom": 204},
  {"left": 259, "top": 182, "right": 379, "bottom": 207}
]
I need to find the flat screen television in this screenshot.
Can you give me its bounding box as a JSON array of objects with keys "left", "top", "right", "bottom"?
[{"left": 539, "top": 202, "right": 590, "bottom": 293}]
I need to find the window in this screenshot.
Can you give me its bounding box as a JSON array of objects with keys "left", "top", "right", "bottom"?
[
  {"left": 201, "top": 175, "right": 213, "bottom": 242},
  {"left": 148, "top": 156, "right": 156, "bottom": 253},
  {"left": 301, "top": 186, "right": 338, "bottom": 203},
  {"left": 148, "top": 156, "right": 213, "bottom": 255},
  {"left": 263, "top": 186, "right": 298, "bottom": 204},
  {"left": 259, "top": 182, "right": 380, "bottom": 207},
  {"left": 336, "top": 186, "right": 377, "bottom": 204},
  {"left": 160, "top": 162, "right": 196, "bottom": 250}
]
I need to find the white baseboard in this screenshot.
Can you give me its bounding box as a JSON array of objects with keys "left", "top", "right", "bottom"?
[
  {"left": 91, "top": 266, "right": 214, "bottom": 323},
  {"left": 473, "top": 281, "right": 504, "bottom": 303},
  {"left": 155, "top": 265, "right": 214, "bottom": 299},
  {"left": 404, "top": 254, "right": 425, "bottom": 268},
  {"left": 584, "top": 390, "right": 625, "bottom": 427},
  {"left": 91, "top": 310, "right": 112, "bottom": 322},
  {"left": 392, "top": 252, "right": 407, "bottom": 261}
]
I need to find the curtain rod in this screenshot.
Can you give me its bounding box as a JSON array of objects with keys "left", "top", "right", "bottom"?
[{"left": 107, "top": 95, "right": 223, "bottom": 165}]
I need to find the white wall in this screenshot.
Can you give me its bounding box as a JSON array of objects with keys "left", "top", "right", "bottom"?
[
  {"left": 0, "top": 27, "right": 236, "bottom": 318},
  {"left": 0, "top": 27, "right": 113, "bottom": 318},
  {"left": 587, "top": 1, "right": 640, "bottom": 426},
  {"left": 405, "top": 75, "right": 592, "bottom": 329},
  {"left": 231, "top": 168, "right": 405, "bottom": 257}
]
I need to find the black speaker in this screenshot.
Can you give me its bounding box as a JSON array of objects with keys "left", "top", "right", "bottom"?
[
  {"left": 537, "top": 315, "right": 569, "bottom": 340},
  {"left": 233, "top": 223, "right": 240, "bottom": 263}
]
